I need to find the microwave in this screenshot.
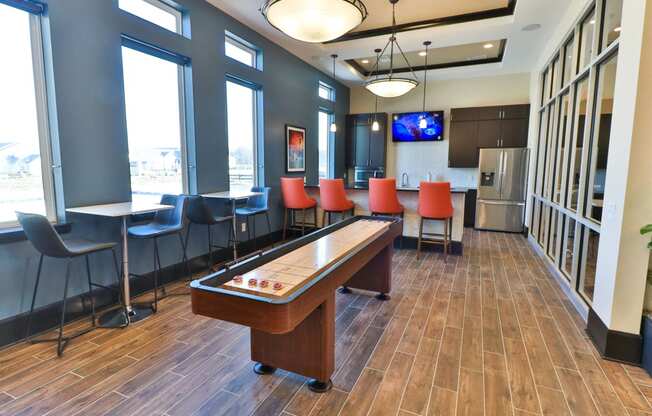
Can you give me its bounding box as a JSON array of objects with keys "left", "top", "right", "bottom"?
[{"left": 354, "top": 167, "right": 385, "bottom": 185}]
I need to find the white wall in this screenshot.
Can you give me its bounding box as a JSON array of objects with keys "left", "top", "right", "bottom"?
[{"left": 349, "top": 73, "right": 530, "bottom": 188}]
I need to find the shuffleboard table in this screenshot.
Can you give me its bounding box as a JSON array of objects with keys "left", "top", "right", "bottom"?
[{"left": 190, "top": 216, "right": 402, "bottom": 392}]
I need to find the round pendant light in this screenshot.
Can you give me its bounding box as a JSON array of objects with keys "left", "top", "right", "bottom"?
[
  {"left": 364, "top": 0, "right": 419, "bottom": 98},
  {"left": 371, "top": 49, "right": 381, "bottom": 131},
  {"left": 330, "top": 54, "right": 338, "bottom": 133},
  {"left": 261, "top": 0, "right": 368, "bottom": 43},
  {"left": 419, "top": 41, "right": 431, "bottom": 129}
]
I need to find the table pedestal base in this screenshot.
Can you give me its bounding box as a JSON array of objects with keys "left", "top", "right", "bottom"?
[{"left": 97, "top": 307, "right": 129, "bottom": 328}]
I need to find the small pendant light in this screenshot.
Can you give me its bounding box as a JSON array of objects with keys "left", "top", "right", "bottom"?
[
  {"left": 371, "top": 48, "right": 382, "bottom": 131},
  {"left": 330, "top": 54, "right": 338, "bottom": 133},
  {"left": 419, "top": 41, "right": 431, "bottom": 129}
]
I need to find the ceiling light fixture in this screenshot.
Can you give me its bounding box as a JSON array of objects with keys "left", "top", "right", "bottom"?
[
  {"left": 418, "top": 51, "right": 427, "bottom": 57},
  {"left": 419, "top": 41, "right": 431, "bottom": 129},
  {"left": 521, "top": 23, "right": 541, "bottom": 32},
  {"left": 364, "top": 0, "right": 419, "bottom": 98},
  {"left": 483, "top": 43, "right": 494, "bottom": 49},
  {"left": 371, "top": 49, "right": 382, "bottom": 131},
  {"left": 614, "top": 26, "right": 621, "bottom": 32},
  {"left": 260, "top": 0, "right": 368, "bottom": 43},
  {"left": 330, "top": 54, "right": 338, "bottom": 133},
  {"left": 361, "top": 59, "right": 369, "bottom": 64}
]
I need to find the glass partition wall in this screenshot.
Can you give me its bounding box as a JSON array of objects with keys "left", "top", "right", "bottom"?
[{"left": 530, "top": 0, "right": 622, "bottom": 305}]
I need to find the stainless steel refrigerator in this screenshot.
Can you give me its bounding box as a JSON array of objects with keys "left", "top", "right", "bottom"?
[{"left": 475, "top": 148, "right": 529, "bottom": 232}]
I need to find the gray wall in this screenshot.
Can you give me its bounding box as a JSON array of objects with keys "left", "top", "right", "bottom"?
[{"left": 0, "top": 0, "right": 349, "bottom": 321}]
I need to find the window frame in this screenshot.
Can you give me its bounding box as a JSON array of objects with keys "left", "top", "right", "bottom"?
[
  {"left": 118, "top": 0, "right": 185, "bottom": 36},
  {"left": 0, "top": 6, "right": 56, "bottom": 229},
  {"left": 318, "top": 81, "right": 336, "bottom": 102},
  {"left": 120, "top": 40, "right": 192, "bottom": 201},
  {"left": 224, "top": 31, "right": 261, "bottom": 70},
  {"left": 318, "top": 110, "right": 334, "bottom": 179}
]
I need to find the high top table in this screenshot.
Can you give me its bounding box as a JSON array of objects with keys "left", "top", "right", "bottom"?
[
  {"left": 202, "top": 190, "right": 262, "bottom": 260},
  {"left": 67, "top": 201, "right": 174, "bottom": 326}
]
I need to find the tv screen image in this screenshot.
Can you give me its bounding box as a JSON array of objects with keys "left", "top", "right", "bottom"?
[{"left": 392, "top": 111, "right": 444, "bottom": 142}]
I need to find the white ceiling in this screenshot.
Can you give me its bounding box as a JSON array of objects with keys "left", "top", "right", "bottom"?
[{"left": 206, "top": 0, "right": 573, "bottom": 85}]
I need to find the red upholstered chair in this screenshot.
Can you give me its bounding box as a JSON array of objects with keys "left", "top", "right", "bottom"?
[
  {"left": 417, "top": 181, "right": 454, "bottom": 259},
  {"left": 369, "top": 178, "right": 405, "bottom": 247},
  {"left": 319, "top": 178, "right": 354, "bottom": 226},
  {"left": 280, "top": 177, "right": 317, "bottom": 240}
]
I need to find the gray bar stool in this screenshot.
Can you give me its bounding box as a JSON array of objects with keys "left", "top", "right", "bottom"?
[
  {"left": 235, "top": 186, "right": 271, "bottom": 249},
  {"left": 17, "top": 212, "right": 122, "bottom": 356},
  {"left": 185, "top": 195, "right": 233, "bottom": 273}
]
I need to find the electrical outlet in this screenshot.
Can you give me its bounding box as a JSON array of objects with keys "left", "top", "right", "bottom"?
[{"left": 241, "top": 222, "right": 246, "bottom": 233}]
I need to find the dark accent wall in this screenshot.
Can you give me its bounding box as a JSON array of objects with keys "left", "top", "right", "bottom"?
[{"left": 0, "top": 0, "right": 349, "bottom": 322}]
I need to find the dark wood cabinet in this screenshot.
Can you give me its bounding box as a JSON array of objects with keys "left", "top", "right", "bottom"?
[
  {"left": 346, "top": 113, "right": 387, "bottom": 168},
  {"left": 449, "top": 104, "right": 530, "bottom": 168}
]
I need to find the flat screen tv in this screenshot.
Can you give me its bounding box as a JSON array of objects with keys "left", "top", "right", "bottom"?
[{"left": 392, "top": 111, "right": 444, "bottom": 142}]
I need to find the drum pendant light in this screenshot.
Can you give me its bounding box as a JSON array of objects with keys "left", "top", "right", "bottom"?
[
  {"left": 261, "top": 0, "right": 368, "bottom": 43},
  {"left": 419, "top": 41, "right": 431, "bottom": 129},
  {"left": 330, "top": 54, "right": 338, "bottom": 133},
  {"left": 365, "top": 0, "right": 419, "bottom": 98},
  {"left": 371, "top": 49, "right": 382, "bottom": 131}
]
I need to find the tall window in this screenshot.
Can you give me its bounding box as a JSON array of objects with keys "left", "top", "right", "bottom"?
[
  {"left": 318, "top": 111, "right": 332, "bottom": 178},
  {"left": 530, "top": 0, "right": 623, "bottom": 307},
  {"left": 318, "top": 82, "right": 335, "bottom": 101},
  {"left": 122, "top": 45, "right": 188, "bottom": 203},
  {"left": 118, "top": 0, "right": 183, "bottom": 34},
  {"left": 226, "top": 80, "right": 258, "bottom": 191},
  {"left": 0, "top": 4, "right": 54, "bottom": 227}
]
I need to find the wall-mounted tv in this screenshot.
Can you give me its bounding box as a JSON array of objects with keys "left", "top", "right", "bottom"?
[{"left": 392, "top": 111, "right": 444, "bottom": 142}]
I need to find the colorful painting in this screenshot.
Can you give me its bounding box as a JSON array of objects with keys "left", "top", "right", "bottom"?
[{"left": 286, "top": 125, "right": 306, "bottom": 172}]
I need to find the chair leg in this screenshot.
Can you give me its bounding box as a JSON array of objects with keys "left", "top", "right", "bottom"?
[
  {"left": 301, "top": 209, "right": 306, "bottom": 236},
  {"left": 110, "top": 248, "right": 124, "bottom": 307},
  {"left": 399, "top": 213, "right": 404, "bottom": 249},
  {"left": 282, "top": 209, "right": 288, "bottom": 241},
  {"left": 417, "top": 217, "right": 423, "bottom": 260},
  {"left": 321, "top": 210, "right": 326, "bottom": 228},
  {"left": 85, "top": 255, "right": 96, "bottom": 328},
  {"left": 252, "top": 214, "right": 257, "bottom": 249},
  {"left": 57, "top": 259, "right": 72, "bottom": 357},
  {"left": 26, "top": 254, "right": 44, "bottom": 340},
  {"left": 153, "top": 239, "right": 160, "bottom": 312},
  {"left": 265, "top": 211, "right": 271, "bottom": 236},
  {"left": 246, "top": 216, "right": 251, "bottom": 245},
  {"left": 314, "top": 206, "right": 318, "bottom": 228},
  {"left": 177, "top": 231, "right": 190, "bottom": 278}
]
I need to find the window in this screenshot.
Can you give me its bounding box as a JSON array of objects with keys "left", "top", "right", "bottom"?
[
  {"left": 318, "top": 111, "right": 333, "bottom": 179},
  {"left": 568, "top": 77, "right": 589, "bottom": 211},
  {"left": 319, "top": 82, "right": 335, "bottom": 101},
  {"left": 562, "top": 36, "right": 575, "bottom": 87},
  {"left": 118, "top": 0, "right": 182, "bottom": 34},
  {"left": 549, "top": 56, "right": 560, "bottom": 99},
  {"left": 553, "top": 92, "right": 571, "bottom": 204},
  {"left": 225, "top": 32, "right": 259, "bottom": 68},
  {"left": 578, "top": 9, "right": 596, "bottom": 72},
  {"left": 540, "top": 69, "right": 549, "bottom": 106},
  {"left": 579, "top": 226, "right": 599, "bottom": 302},
  {"left": 561, "top": 216, "right": 576, "bottom": 279},
  {"left": 601, "top": 0, "right": 622, "bottom": 51},
  {"left": 122, "top": 45, "right": 188, "bottom": 203},
  {"left": 547, "top": 208, "right": 559, "bottom": 260},
  {"left": 0, "top": 4, "right": 54, "bottom": 227},
  {"left": 226, "top": 80, "right": 258, "bottom": 192},
  {"left": 585, "top": 53, "right": 617, "bottom": 223}
]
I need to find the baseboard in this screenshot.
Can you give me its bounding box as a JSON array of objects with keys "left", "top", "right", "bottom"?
[
  {"left": 0, "top": 230, "right": 284, "bottom": 350},
  {"left": 587, "top": 308, "right": 643, "bottom": 365}
]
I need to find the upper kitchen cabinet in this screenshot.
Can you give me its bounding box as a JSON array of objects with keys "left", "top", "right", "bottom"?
[
  {"left": 346, "top": 113, "right": 387, "bottom": 168},
  {"left": 449, "top": 104, "right": 530, "bottom": 167}
]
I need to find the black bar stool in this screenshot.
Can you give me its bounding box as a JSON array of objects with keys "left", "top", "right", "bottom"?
[
  {"left": 127, "top": 194, "right": 189, "bottom": 311},
  {"left": 235, "top": 186, "right": 271, "bottom": 249},
  {"left": 17, "top": 212, "right": 122, "bottom": 356},
  {"left": 185, "top": 195, "right": 233, "bottom": 273}
]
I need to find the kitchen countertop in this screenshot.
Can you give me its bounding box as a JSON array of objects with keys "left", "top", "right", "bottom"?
[{"left": 305, "top": 184, "right": 472, "bottom": 194}]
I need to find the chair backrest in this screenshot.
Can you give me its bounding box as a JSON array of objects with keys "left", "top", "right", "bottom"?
[
  {"left": 280, "top": 177, "right": 313, "bottom": 209},
  {"left": 418, "top": 182, "right": 454, "bottom": 219},
  {"left": 185, "top": 195, "right": 214, "bottom": 225},
  {"left": 319, "top": 178, "right": 351, "bottom": 211},
  {"left": 247, "top": 186, "right": 270, "bottom": 210},
  {"left": 154, "top": 194, "right": 187, "bottom": 228},
  {"left": 369, "top": 178, "right": 402, "bottom": 214},
  {"left": 16, "top": 212, "right": 71, "bottom": 258}
]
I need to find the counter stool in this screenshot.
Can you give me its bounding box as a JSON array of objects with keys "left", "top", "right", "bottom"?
[
  {"left": 319, "top": 178, "right": 354, "bottom": 227},
  {"left": 281, "top": 177, "right": 317, "bottom": 240},
  {"left": 127, "top": 194, "right": 189, "bottom": 311},
  {"left": 236, "top": 186, "right": 271, "bottom": 249},
  {"left": 369, "top": 177, "right": 404, "bottom": 247},
  {"left": 417, "top": 182, "right": 453, "bottom": 260},
  {"left": 185, "top": 195, "right": 234, "bottom": 273},
  {"left": 17, "top": 212, "right": 122, "bottom": 356}
]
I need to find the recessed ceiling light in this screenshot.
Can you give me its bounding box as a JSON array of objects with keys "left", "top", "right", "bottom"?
[
  {"left": 589, "top": 19, "right": 596, "bottom": 25},
  {"left": 361, "top": 59, "right": 369, "bottom": 64},
  {"left": 614, "top": 26, "right": 621, "bottom": 32},
  {"left": 483, "top": 43, "right": 494, "bottom": 49},
  {"left": 418, "top": 51, "right": 427, "bottom": 57},
  {"left": 522, "top": 23, "right": 541, "bottom": 32}
]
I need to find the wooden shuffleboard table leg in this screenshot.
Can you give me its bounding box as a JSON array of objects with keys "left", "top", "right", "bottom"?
[
  {"left": 341, "top": 244, "right": 393, "bottom": 300},
  {"left": 250, "top": 293, "right": 335, "bottom": 392}
]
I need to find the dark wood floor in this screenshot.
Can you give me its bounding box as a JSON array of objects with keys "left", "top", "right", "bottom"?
[{"left": 1, "top": 229, "right": 652, "bottom": 415}]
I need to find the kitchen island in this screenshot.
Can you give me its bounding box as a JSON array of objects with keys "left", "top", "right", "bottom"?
[{"left": 305, "top": 184, "right": 467, "bottom": 254}]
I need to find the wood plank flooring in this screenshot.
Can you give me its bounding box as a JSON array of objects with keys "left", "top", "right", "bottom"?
[{"left": 1, "top": 229, "right": 651, "bottom": 415}]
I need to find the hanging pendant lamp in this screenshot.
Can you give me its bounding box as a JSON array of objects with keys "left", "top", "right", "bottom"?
[
  {"left": 261, "top": 0, "right": 368, "bottom": 43},
  {"left": 371, "top": 49, "right": 382, "bottom": 131},
  {"left": 419, "top": 41, "right": 431, "bottom": 129},
  {"left": 365, "top": 0, "right": 419, "bottom": 98},
  {"left": 330, "top": 54, "right": 338, "bottom": 133}
]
